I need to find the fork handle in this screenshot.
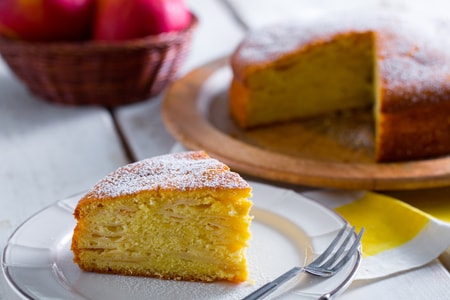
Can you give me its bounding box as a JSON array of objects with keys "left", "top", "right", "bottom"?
[{"left": 242, "top": 266, "right": 304, "bottom": 300}]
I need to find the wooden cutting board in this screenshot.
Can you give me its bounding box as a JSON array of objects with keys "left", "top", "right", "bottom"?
[{"left": 162, "top": 57, "right": 450, "bottom": 190}]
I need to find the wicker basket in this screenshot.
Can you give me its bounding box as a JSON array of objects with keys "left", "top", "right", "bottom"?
[{"left": 0, "top": 14, "right": 198, "bottom": 107}]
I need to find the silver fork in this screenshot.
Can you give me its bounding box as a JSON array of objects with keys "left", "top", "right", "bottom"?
[{"left": 242, "top": 225, "right": 364, "bottom": 300}]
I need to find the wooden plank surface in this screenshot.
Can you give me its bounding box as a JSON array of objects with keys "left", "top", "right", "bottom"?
[
  {"left": 0, "top": 60, "right": 129, "bottom": 299},
  {"left": 225, "top": 0, "right": 450, "bottom": 30}
]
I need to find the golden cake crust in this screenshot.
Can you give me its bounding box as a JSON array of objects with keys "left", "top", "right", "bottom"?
[{"left": 230, "top": 12, "right": 450, "bottom": 162}]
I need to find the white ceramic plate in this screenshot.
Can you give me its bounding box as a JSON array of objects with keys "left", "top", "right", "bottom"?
[{"left": 2, "top": 182, "right": 360, "bottom": 299}]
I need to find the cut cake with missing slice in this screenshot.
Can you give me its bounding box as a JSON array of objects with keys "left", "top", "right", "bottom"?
[
  {"left": 71, "top": 151, "right": 253, "bottom": 283},
  {"left": 229, "top": 12, "right": 450, "bottom": 162}
]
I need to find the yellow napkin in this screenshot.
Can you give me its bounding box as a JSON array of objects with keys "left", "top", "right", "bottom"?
[{"left": 304, "top": 188, "right": 450, "bottom": 279}]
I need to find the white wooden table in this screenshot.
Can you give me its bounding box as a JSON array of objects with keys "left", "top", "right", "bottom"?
[{"left": 1, "top": 0, "right": 449, "bottom": 299}]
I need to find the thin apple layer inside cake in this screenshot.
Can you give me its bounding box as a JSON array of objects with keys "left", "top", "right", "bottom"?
[{"left": 73, "top": 190, "right": 252, "bottom": 282}]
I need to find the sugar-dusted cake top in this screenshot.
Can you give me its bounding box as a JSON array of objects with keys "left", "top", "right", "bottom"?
[
  {"left": 231, "top": 12, "right": 448, "bottom": 70},
  {"left": 82, "top": 151, "right": 251, "bottom": 199}
]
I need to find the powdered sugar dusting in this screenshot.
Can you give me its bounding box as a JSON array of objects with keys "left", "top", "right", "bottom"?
[
  {"left": 232, "top": 11, "right": 383, "bottom": 67},
  {"left": 233, "top": 11, "right": 450, "bottom": 67},
  {"left": 84, "top": 151, "right": 250, "bottom": 199}
]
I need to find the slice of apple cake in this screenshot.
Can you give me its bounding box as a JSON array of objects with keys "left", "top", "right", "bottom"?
[{"left": 71, "top": 151, "right": 253, "bottom": 282}]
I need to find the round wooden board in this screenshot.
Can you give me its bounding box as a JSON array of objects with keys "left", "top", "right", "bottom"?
[{"left": 162, "top": 57, "right": 450, "bottom": 190}]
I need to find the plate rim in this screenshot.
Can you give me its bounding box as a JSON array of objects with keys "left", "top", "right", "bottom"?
[
  {"left": 162, "top": 57, "right": 450, "bottom": 190},
  {"left": 1, "top": 193, "right": 79, "bottom": 300},
  {"left": 1, "top": 184, "right": 361, "bottom": 299}
]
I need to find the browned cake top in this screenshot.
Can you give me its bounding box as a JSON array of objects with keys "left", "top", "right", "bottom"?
[{"left": 82, "top": 151, "right": 251, "bottom": 199}]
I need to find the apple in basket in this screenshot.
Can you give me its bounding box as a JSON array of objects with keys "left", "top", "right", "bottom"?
[
  {"left": 93, "top": 0, "right": 192, "bottom": 41},
  {"left": 0, "top": 0, "right": 94, "bottom": 41}
]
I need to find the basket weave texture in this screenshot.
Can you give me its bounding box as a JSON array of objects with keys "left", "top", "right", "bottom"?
[{"left": 0, "top": 14, "right": 198, "bottom": 107}]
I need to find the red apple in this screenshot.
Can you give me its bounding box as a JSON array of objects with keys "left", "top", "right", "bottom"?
[
  {"left": 93, "top": 0, "right": 192, "bottom": 41},
  {"left": 0, "top": 0, "right": 94, "bottom": 41}
]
